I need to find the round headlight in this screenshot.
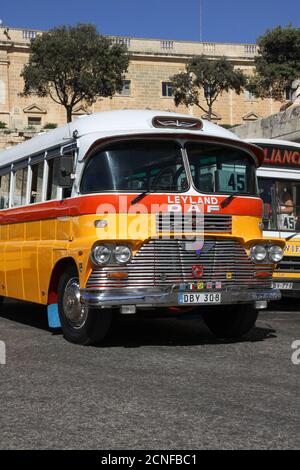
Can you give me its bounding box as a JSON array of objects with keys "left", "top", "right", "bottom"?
[
  {"left": 268, "top": 245, "right": 284, "bottom": 263},
  {"left": 91, "top": 245, "right": 111, "bottom": 265},
  {"left": 114, "top": 245, "right": 132, "bottom": 264},
  {"left": 250, "top": 244, "right": 267, "bottom": 263}
]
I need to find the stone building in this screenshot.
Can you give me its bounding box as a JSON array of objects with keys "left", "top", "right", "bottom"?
[{"left": 0, "top": 26, "right": 282, "bottom": 149}]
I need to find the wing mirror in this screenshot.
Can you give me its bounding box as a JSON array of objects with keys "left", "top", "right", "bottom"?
[{"left": 54, "top": 154, "right": 74, "bottom": 188}]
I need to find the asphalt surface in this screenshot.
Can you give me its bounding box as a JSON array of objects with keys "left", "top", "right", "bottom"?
[{"left": 0, "top": 298, "right": 299, "bottom": 450}]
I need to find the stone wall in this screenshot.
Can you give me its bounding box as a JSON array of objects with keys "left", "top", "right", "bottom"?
[
  {"left": 232, "top": 105, "right": 300, "bottom": 142},
  {"left": 0, "top": 129, "right": 38, "bottom": 151}
]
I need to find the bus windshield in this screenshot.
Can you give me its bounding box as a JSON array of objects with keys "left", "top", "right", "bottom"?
[
  {"left": 80, "top": 139, "right": 257, "bottom": 195},
  {"left": 185, "top": 142, "right": 257, "bottom": 195},
  {"left": 258, "top": 177, "right": 300, "bottom": 232}
]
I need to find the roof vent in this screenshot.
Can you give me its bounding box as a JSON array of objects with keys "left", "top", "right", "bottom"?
[{"left": 152, "top": 116, "right": 203, "bottom": 130}]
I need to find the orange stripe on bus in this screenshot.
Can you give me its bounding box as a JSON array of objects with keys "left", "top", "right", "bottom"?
[{"left": 0, "top": 194, "right": 263, "bottom": 224}]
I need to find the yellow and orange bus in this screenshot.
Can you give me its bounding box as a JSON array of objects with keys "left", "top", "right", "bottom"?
[
  {"left": 0, "top": 110, "right": 284, "bottom": 344},
  {"left": 248, "top": 138, "right": 300, "bottom": 297}
]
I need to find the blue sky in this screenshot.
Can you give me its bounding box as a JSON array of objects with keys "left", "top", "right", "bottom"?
[{"left": 1, "top": 0, "right": 299, "bottom": 43}]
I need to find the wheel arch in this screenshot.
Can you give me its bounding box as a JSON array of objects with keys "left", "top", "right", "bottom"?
[{"left": 47, "top": 257, "right": 78, "bottom": 304}]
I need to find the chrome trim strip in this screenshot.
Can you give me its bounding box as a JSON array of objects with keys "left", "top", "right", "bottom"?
[{"left": 80, "top": 287, "right": 281, "bottom": 307}]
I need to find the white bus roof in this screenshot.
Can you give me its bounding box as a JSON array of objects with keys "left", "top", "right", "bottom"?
[
  {"left": 0, "top": 109, "right": 243, "bottom": 168},
  {"left": 246, "top": 138, "right": 300, "bottom": 148}
]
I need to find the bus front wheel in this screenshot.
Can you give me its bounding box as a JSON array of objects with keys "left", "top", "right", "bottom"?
[
  {"left": 201, "top": 304, "right": 258, "bottom": 339},
  {"left": 57, "top": 267, "right": 112, "bottom": 345}
]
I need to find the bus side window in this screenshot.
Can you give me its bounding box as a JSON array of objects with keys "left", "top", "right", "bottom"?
[
  {"left": 13, "top": 168, "right": 28, "bottom": 207},
  {"left": 61, "top": 153, "right": 75, "bottom": 199},
  {"left": 30, "top": 162, "right": 44, "bottom": 204},
  {"left": 46, "top": 158, "right": 60, "bottom": 200},
  {"left": 0, "top": 174, "right": 10, "bottom": 209}
]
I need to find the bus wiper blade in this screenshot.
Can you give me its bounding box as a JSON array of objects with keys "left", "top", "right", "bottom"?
[
  {"left": 131, "top": 191, "right": 150, "bottom": 205},
  {"left": 286, "top": 232, "right": 298, "bottom": 241},
  {"left": 220, "top": 194, "right": 236, "bottom": 209}
]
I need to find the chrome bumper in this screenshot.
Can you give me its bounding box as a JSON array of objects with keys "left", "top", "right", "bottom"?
[{"left": 80, "top": 287, "right": 281, "bottom": 308}]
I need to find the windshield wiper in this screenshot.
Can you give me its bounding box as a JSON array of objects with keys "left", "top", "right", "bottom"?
[
  {"left": 285, "top": 232, "right": 298, "bottom": 241},
  {"left": 220, "top": 194, "right": 236, "bottom": 209},
  {"left": 131, "top": 190, "right": 150, "bottom": 205}
]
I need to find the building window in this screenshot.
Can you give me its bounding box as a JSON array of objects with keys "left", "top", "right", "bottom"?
[
  {"left": 162, "top": 82, "right": 174, "bottom": 97},
  {"left": 28, "top": 116, "right": 41, "bottom": 127},
  {"left": 161, "top": 40, "right": 173, "bottom": 50},
  {"left": 120, "top": 80, "right": 131, "bottom": 96},
  {"left": 244, "top": 90, "right": 257, "bottom": 101},
  {"left": 22, "top": 30, "right": 37, "bottom": 40}
]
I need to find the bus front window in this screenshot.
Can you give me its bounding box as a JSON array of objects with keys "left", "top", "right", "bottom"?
[
  {"left": 80, "top": 140, "right": 187, "bottom": 193},
  {"left": 185, "top": 142, "right": 257, "bottom": 195}
]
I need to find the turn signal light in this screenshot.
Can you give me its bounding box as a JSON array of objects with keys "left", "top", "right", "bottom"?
[
  {"left": 107, "top": 272, "right": 128, "bottom": 279},
  {"left": 254, "top": 271, "right": 271, "bottom": 278}
]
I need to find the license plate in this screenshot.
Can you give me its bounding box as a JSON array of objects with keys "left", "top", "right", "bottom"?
[
  {"left": 272, "top": 282, "right": 293, "bottom": 290},
  {"left": 178, "top": 292, "right": 221, "bottom": 304}
]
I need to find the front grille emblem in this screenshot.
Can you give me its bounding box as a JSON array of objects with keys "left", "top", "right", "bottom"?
[{"left": 192, "top": 265, "right": 204, "bottom": 278}]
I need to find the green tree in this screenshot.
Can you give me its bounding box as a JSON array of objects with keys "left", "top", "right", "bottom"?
[
  {"left": 170, "top": 55, "right": 246, "bottom": 120},
  {"left": 21, "top": 24, "right": 129, "bottom": 122},
  {"left": 247, "top": 26, "right": 300, "bottom": 101}
]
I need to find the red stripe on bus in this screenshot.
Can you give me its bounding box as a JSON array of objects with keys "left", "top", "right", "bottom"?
[{"left": 0, "top": 194, "right": 263, "bottom": 224}]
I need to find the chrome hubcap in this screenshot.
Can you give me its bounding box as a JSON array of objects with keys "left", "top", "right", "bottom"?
[{"left": 63, "top": 278, "right": 88, "bottom": 328}]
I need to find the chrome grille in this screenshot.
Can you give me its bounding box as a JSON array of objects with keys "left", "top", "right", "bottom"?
[
  {"left": 276, "top": 256, "right": 300, "bottom": 273},
  {"left": 156, "top": 213, "right": 232, "bottom": 234},
  {"left": 86, "top": 238, "right": 272, "bottom": 290}
]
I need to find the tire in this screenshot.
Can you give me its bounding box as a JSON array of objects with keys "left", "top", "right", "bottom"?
[
  {"left": 57, "top": 266, "right": 113, "bottom": 345},
  {"left": 201, "top": 304, "right": 258, "bottom": 339}
]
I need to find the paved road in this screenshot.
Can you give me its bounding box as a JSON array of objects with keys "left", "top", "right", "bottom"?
[{"left": 0, "top": 298, "right": 299, "bottom": 450}]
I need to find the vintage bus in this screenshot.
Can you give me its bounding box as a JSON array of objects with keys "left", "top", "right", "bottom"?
[
  {"left": 248, "top": 138, "right": 300, "bottom": 296},
  {"left": 0, "top": 110, "right": 284, "bottom": 345}
]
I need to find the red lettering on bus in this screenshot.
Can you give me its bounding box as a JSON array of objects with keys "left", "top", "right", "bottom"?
[
  {"left": 274, "top": 149, "right": 282, "bottom": 163},
  {"left": 292, "top": 151, "right": 300, "bottom": 165},
  {"left": 283, "top": 150, "right": 292, "bottom": 164}
]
